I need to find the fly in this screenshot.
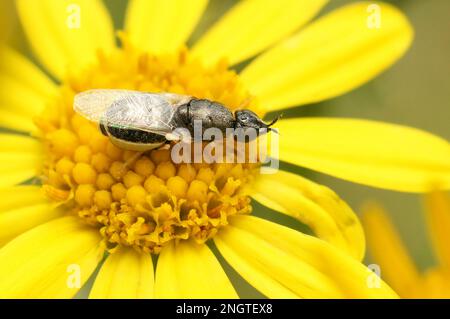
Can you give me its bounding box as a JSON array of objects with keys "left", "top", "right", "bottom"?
[{"left": 73, "top": 89, "right": 279, "bottom": 151}]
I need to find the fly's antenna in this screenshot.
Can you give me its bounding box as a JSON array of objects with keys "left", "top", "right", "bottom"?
[
  {"left": 266, "top": 113, "right": 282, "bottom": 132},
  {"left": 267, "top": 115, "right": 280, "bottom": 127}
]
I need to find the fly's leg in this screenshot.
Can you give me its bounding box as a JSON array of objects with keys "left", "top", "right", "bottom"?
[
  {"left": 157, "top": 142, "right": 171, "bottom": 151},
  {"left": 165, "top": 131, "right": 192, "bottom": 144},
  {"left": 124, "top": 151, "right": 144, "bottom": 169}
]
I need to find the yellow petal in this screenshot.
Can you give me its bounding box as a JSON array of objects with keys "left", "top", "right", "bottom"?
[
  {"left": 0, "top": 73, "right": 45, "bottom": 116},
  {"left": 15, "top": 0, "right": 115, "bottom": 79},
  {"left": 0, "top": 47, "right": 57, "bottom": 133},
  {"left": 215, "top": 215, "right": 398, "bottom": 298},
  {"left": 125, "top": 0, "right": 208, "bottom": 54},
  {"left": 0, "top": 185, "right": 45, "bottom": 211},
  {"left": 423, "top": 192, "right": 450, "bottom": 270},
  {"left": 416, "top": 268, "right": 450, "bottom": 299},
  {"left": 0, "top": 168, "right": 38, "bottom": 188},
  {"left": 155, "top": 240, "right": 237, "bottom": 298},
  {"left": 0, "top": 46, "right": 56, "bottom": 98},
  {"left": 277, "top": 118, "right": 450, "bottom": 192},
  {"left": 90, "top": 247, "right": 154, "bottom": 299},
  {"left": 0, "top": 203, "right": 60, "bottom": 247},
  {"left": 0, "top": 216, "right": 104, "bottom": 298},
  {"left": 0, "top": 186, "right": 61, "bottom": 246},
  {"left": 0, "top": 73, "right": 45, "bottom": 115},
  {"left": 0, "top": 109, "right": 37, "bottom": 133},
  {"left": 0, "top": 2, "right": 15, "bottom": 44},
  {"left": 0, "top": 134, "right": 43, "bottom": 186},
  {"left": 0, "top": 133, "right": 42, "bottom": 153},
  {"left": 362, "top": 203, "right": 419, "bottom": 297},
  {"left": 241, "top": 2, "right": 413, "bottom": 111},
  {"left": 193, "top": 0, "right": 328, "bottom": 66},
  {"left": 251, "top": 170, "right": 364, "bottom": 260},
  {"left": 0, "top": 153, "right": 42, "bottom": 166}
]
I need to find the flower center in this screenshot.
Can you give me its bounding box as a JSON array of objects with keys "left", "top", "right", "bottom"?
[{"left": 36, "top": 40, "right": 262, "bottom": 253}]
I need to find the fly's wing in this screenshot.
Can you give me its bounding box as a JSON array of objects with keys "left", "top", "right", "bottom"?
[
  {"left": 73, "top": 89, "right": 191, "bottom": 135},
  {"left": 74, "top": 89, "right": 138, "bottom": 123}
]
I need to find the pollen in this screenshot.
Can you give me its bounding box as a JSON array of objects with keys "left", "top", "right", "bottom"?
[{"left": 35, "top": 39, "right": 261, "bottom": 253}]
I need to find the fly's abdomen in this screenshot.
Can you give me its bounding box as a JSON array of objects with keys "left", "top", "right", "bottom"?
[{"left": 100, "top": 122, "right": 166, "bottom": 151}]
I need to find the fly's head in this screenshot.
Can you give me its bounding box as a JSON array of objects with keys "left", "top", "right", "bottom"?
[{"left": 234, "top": 110, "right": 280, "bottom": 133}]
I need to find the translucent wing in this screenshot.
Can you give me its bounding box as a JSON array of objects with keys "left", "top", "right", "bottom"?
[{"left": 73, "top": 89, "right": 191, "bottom": 134}]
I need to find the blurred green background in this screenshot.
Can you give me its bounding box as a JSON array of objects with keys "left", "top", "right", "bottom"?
[{"left": 3, "top": 0, "right": 449, "bottom": 297}]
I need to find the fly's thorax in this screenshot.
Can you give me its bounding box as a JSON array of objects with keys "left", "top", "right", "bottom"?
[{"left": 174, "top": 99, "right": 235, "bottom": 136}]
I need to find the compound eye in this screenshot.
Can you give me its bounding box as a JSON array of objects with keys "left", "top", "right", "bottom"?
[{"left": 239, "top": 114, "right": 249, "bottom": 123}]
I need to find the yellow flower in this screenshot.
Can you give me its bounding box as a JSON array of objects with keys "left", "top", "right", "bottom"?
[
  {"left": 0, "top": 0, "right": 449, "bottom": 298},
  {"left": 363, "top": 192, "right": 450, "bottom": 298}
]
